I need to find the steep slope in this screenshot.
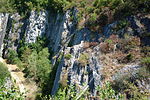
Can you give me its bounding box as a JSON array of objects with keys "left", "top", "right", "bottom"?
[
  {"left": 0, "top": 13, "right": 9, "bottom": 57},
  {"left": 0, "top": 57, "right": 37, "bottom": 99},
  {"left": 0, "top": 9, "right": 149, "bottom": 98}
]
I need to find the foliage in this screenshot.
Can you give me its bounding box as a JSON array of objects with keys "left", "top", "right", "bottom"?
[
  {"left": 0, "top": 0, "right": 149, "bottom": 31},
  {"left": 43, "top": 85, "right": 85, "bottom": 100},
  {"left": 37, "top": 48, "right": 52, "bottom": 87},
  {"left": 97, "top": 82, "right": 123, "bottom": 99},
  {"left": 6, "top": 49, "right": 19, "bottom": 64},
  {"left": 52, "top": 86, "right": 76, "bottom": 100},
  {"left": 113, "top": 80, "right": 148, "bottom": 100},
  {"left": 27, "top": 37, "right": 49, "bottom": 53},
  {"left": 40, "top": 82, "right": 124, "bottom": 100},
  {"left": 100, "top": 34, "right": 141, "bottom": 63},
  {"left": 78, "top": 53, "right": 89, "bottom": 66},
  {"left": 0, "top": 63, "right": 24, "bottom": 100},
  {"left": 0, "top": 63, "right": 10, "bottom": 84},
  {"left": 59, "top": 70, "right": 68, "bottom": 88},
  {"left": 115, "top": 19, "right": 129, "bottom": 31},
  {"left": 141, "top": 57, "right": 150, "bottom": 70},
  {"left": 0, "top": 85, "right": 24, "bottom": 100},
  {"left": 64, "top": 53, "right": 72, "bottom": 60},
  {"left": 0, "top": 0, "right": 15, "bottom": 13},
  {"left": 141, "top": 57, "right": 150, "bottom": 65},
  {"left": 23, "top": 48, "right": 52, "bottom": 88}
]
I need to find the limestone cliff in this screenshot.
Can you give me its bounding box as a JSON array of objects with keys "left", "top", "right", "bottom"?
[{"left": 0, "top": 10, "right": 149, "bottom": 96}]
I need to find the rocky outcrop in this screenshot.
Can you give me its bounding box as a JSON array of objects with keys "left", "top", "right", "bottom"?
[
  {"left": 0, "top": 10, "right": 150, "bottom": 96},
  {"left": 3, "top": 13, "right": 24, "bottom": 57},
  {"left": 47, "top": 10, "right": 77, "bottom": 53},
  {"left": 52, "top": 14, "right": 150, "bottom": 95},
  {"left": 25, "top": 11, "right": 48, "bottom": 43},
  {"left": 0, "top": 13, "right": 9, "bottom": 57}
]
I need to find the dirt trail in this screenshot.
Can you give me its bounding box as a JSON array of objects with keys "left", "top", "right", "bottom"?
[{"left": 0, "top": 57, "right": 37, "bottom": 100}]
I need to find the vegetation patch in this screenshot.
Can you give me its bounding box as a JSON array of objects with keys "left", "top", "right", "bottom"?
[
  {"left": 0, "top": 62, "right": 10, "bottom": 84},
  {"left": 78, "top": 53, "right": 89, "bottom": 66},
  {"left": 64, "top": 53, "right": 72, "bottom": 60},
  {"left": 59, "top": 70, "right": 68, "bottom": 88},
  {"left": 141, "top": 57, "right": 150, "bottom": 71}
]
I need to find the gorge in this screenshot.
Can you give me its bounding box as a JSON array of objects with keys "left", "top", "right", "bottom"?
[{"left": 0, "top": 0, "right": 150, "bottom": 100}]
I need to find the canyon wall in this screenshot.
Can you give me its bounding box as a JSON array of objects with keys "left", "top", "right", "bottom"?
[{"left": 0, "top": 10, "right": 149, "bottom": 95}]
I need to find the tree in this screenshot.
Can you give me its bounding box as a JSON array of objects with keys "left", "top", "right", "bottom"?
[
  {"left": 37, "top": 48, "right": 52, "bottom": 87},
  {"left": 23, "top": 48, "right": 52, "bottom": 88},
  {"left": 6, "top": 49, "right": 19, "bottom": 64},
  {"left": 25, "top": 50, "right": 38, "bottom": 79}
]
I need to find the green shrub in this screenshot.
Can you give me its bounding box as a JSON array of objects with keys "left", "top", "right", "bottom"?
[
  {"left": 105, "top": 39, "right": 113, "bottom": 44},
  {"left": 0, "top": 0, "right": 15, "bottom": 13},
  {"left": 112, "top": 71, "right": 149, "bottom": 100},
  {"left": 115, "top": 19, "right": 129, "bottom": 31},
  {"left": 6, "top": 49, "right": 19, "bottom": 64},
  {"left": 78, "top": 53, "right": 89, "bottom": 66},
  {"left": 0, "top": 62, "right": 10, "bottom": 84},
  {"left": 23, "top": 48, "right": 52, "bottom": 88},
  {"left": 59, "top": 73, "right": 68, "bottom": 88},
  {"left": 42, "top": 82, "right": 123, "bottom": 100},
  {"left": 141, "top": 57, "right": 150, "bottom": 70},
  {"left": 142, "top": 57, "right": 150, "bottom": 65},
  {"left": 0, "top": 85, "right": 24, "bottom": 100},
  {"left": 122, "top": 81, "right": 147, "bottom": 100},
  {"left": 97, "top": 82, "right": 123, "bottom": 99},
  {"left": 64, "top": 53, "right": 72, "bottom": 60}
]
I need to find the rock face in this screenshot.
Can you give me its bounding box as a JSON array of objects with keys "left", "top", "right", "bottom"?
[
  {"left": 47, "top": 10, "right": 77, "bottom": 53},
  {"left": 25, "top": 11, "right": 48, "bottom": 43},
  {"left": 0, "top": 13, "right": 9, "bottom": 57},
  {"left": 0, "top": 10, "right": 150, "bottom": 96},
  {"left": 3, "top": 13, "right": 24, "bottom": 57},
  {"left": 51, "top": 14, "right": 150, "bottom": 95}
]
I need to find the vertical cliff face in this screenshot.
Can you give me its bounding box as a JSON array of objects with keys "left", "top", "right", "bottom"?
[
  {"left": 47, "top": 10, "right": 77, "bottom": 53},
  {"left": 3, "top": 13, "right": 24, "bottom": 57},
  {"left": 25, "top": 11, "right": 48, "bottom": 43},
  {"left": 51, "top": 14, "right": 150, "bottom": 95},
  {"left": 0, "top": 13, "right": 9, "bottom": 57},
  {"left": 0, "top": 11, "right": 149, "bottom": 96}
]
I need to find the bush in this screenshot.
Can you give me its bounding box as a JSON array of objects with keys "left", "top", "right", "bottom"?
[
  {"left": 23, "top": 48, "right": 52, "bottom": 88},
  {"left": 59, "top": 71, "right": 68, "bottom": 88},
  {"left": 97, "top": 82, "right": 123, "bottom": 99},
  {"left": 0, "top": 0, "right": 15, "bottom": 13},
  {"left": 141, "top": 57, "right": 150, "bottom": 69},
  {"left": 6, "top": 49, "right": 19, "bottom": 64},
  {"left": 0, "top": 62, "right": 10, "bottom": 84},
  {"left": 78, "top": 53, "right": 89, "bottom": 66},
  {"left": 64, "top": 53, "right": 72, "bottom": 60},
  {"left": 45, "top": 82, "right": 123, "bottom": 100},
  {"left": 113, "top": 81, "right": 148, "bottom": 100},
  {"left": 0, "top": 85, "right": 24, "bottom": 100},
  {"left": 142, "top": 57, "right": 150, "bottom": 64},
  {"left": 37, "top": 48, "right": 52, "bottom": 87}
]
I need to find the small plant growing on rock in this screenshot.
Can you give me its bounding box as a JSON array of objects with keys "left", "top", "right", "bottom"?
[
  {"left": 64, "top": 53, "right": 72, "bottom": 60},
  {"left": 59, "top": 73, "right": 68, "bottom": 88},
  {"left": 78, "top": 53, "right": 89, "bottom": 66},
  {"left": 141, "top": 57, "right": 150, "bottom": 68}
]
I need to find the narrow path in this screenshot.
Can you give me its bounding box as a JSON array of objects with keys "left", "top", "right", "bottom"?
[{"left": 0, "top": 57, "right": 37, "bottom": 100}]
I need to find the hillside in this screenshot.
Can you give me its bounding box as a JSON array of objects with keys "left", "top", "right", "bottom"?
[{"left": 0, "top": 0, "right": 150, "bottom": 100}]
